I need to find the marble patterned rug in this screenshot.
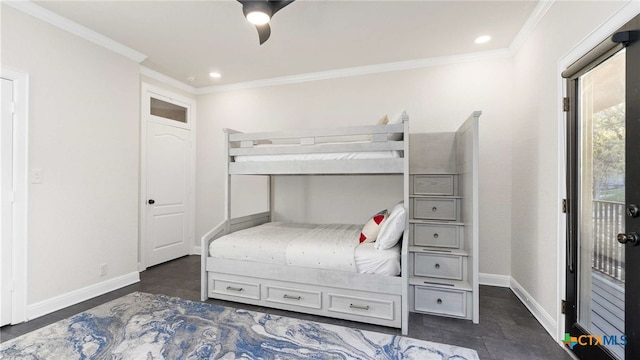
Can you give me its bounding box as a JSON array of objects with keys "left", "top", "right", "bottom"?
[{"left": 0, "top": 292, "right": 479, "bottom": 359}]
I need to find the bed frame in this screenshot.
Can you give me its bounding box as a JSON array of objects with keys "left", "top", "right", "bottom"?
[{"left": 201, "top": 114, "right": 410, "bottom": 334}]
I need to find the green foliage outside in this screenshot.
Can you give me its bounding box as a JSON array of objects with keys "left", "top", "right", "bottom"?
[{"left": 593, "top": 103, "right": 625, "bottom": 202}]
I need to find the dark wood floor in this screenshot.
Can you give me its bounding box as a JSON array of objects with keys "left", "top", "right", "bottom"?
[{"left": 1, "top": 255, "right": 573, "bottom": 359}]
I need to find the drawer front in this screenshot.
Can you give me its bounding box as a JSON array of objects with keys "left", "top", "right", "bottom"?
[
  {"left": 412, "top": 175, "right": 454, "bottom": 196},
  {"left": 209, "top": 276, "right": 260, "bottom": 300},
  {"left": 412, "top": 198, "right": 457, "bottom": 221},
  {"left": 327, "top": 293, "right": 395, "bottom": 321},
  {"left": 414, "top": 253, "right": 463, "bottom": 280},
  {"left": 413, "top": 223, "right": 460, "bottom": 248},
  {"left": 265, "top": 285, "right": 321, "bottom": 309},
  {"left": 414, "top": 286, "right": 467, "bottom": 317}
]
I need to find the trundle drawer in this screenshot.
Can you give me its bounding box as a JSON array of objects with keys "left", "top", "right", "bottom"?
[
  {"left": 327, "top": 293, "right": 395, "bottom": 321},
  {"left": 411, "top": 198, "right": 458, "bottom": 221},
  {"left": 209, "top": 276, "right": 260, "bottom": 300},
  {"left": 414, "top": 253, "right": 463, "bottom": 280},
  {"left": 414, "top": 286, "right": 467, "bottom": 317},
  {"left": 412, "top": 175, "right": 454, "bottom": 196},
  {"left": 265, "top": 285, "right": 321, "bottom": 309},
  {"left": 413, "top": 223, "right": 460, "bottom": 248}
]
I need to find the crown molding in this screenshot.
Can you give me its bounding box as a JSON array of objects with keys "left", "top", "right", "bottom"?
[
  {"left": 508, "top": 0, "right": 555, "bottom": 55},
  {"left": 4, "top": 0, "right": 147, "bottom": 63},
  {"left": 196, "top": 48, "right": 512, "bottom": 95},
  {"left": 5, "top": 0, "right": 568, "bottom": 96},
  {"left": 140, "top": 66, "right": 197, "bottom": 95},
  {"left": 560, "top": 0, "right": 640, "bottom": 69}
]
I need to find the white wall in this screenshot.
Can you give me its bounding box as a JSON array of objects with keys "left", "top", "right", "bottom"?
[
  {"left": 4, "top": 0, "right": 629, "bottom": 333},
  {"left": 510, "top": 0, "right": 632, "bottom": 327},
  {"left": 1, "top": 6, "right": 140, "bottom": 304},
  {"left": 196, "top": 57, "right": 514, "bottom": 277}
]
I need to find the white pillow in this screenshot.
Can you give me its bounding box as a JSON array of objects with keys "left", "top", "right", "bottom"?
[
  {"left": 387, "top": 110, "right": 407, "bottom": 141},
  {"left": 375, "top": 203, "right": 406, "bottom": 250},
  {"left": 359, "top": 209, "right": 388, "bottom": 243},
  {"left": 388, "top": 110, "right": 406, "bottom": 124}
]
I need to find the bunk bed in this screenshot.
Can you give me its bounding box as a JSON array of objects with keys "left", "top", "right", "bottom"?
[{"left": 201, "top": 112, "right": 411, "bottom": 335}]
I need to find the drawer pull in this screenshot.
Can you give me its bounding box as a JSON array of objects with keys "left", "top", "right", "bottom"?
[
  {"left": 226, "top": 286, "right": 244, "bottom": 292},
  {"left": 349, "top": 303, "right": 370, "bottom": 311},
  {"left": 435, "top": 263, "right": 440, "bottom": 269},
  {"left": 433, "top": 233, "right": 439, "bottom": 238},
  {"left": 423, "top": 281, "right": 454, "bottom": 286},
  {"left": 432, "top": 207, "right": 438, "bottom": 212},
  {"left": 437, "top": 298, "right": 443, "bottom": 304},
  {"left": 283, "top": 294, "right": 301, "bottom": 300}
]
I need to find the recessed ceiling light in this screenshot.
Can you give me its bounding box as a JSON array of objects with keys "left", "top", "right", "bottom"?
[
  {"left": 209, "top": 72, "right": 222, "bottom": 79},
  {"left": 474, "top": 35, "right": 491, "bottom": 44}
]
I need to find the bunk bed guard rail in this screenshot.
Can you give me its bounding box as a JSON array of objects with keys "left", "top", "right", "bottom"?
[{"left": 223, "top": 117, "right": 409, "bottom": 175}]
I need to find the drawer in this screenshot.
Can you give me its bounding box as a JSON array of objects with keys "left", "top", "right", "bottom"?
[
  {"left": 265, "top": 285, "right": 321, "bottom": 309},
  {"left": 327, "top": 293, "right": 395, "bottom": 321},
  {"left": 414, "top": 253, "right": 463, "bottom": 280},
  {"left": 413, "top": 223, "right": 460, "bottom": 248},
  {"left": 209, "top": 276, "right": 260, "bottom": 300},
  {"left": 414, "top": 286, "right": 467, "bottom": 317},
  {"left": 412, "top": 175, "right": 454, "bottom": 196},
  {"left": 411, "top": 198, "right": 458, "bottom": 221}
]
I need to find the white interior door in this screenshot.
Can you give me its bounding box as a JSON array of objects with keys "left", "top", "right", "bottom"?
[
  {"left": 1, "top": 77, "right": 14, "bottom": 326},
  {"left": 143, "top": 88, "right": 194, "bottom": 268}
]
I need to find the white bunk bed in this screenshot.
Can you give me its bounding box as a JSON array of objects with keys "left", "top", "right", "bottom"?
[{"left": 201, "top": 113, "right": 411, "bottom": 334}]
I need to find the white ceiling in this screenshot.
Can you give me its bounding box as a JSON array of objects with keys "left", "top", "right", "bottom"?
[{"left": 33, "top": 0, "right": 540, "bottom": 88}]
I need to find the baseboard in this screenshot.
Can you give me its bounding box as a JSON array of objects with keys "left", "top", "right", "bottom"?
[
  {"left": 509, "top": 277, "right": 557, "bottom": 340},
  {"left": 478, "top": 273, "right": 511, "bottom": 287},
  {"left": 26, "top": 271, "right": 140, "bottom": 321},
  {"left": 191, "top": 246, "right": 201, "bottom": 255}
]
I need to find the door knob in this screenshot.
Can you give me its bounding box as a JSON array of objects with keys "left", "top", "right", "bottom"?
[
  {"left": 617, "top": 232, "right": 639, "bottom": 246},
  {"left": 148, "top": 199, "right": 155, "bottom": 205}
]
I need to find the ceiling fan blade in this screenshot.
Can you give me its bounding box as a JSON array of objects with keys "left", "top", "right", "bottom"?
[
  {"left": 256, "top": 23, "right": 271, "bottom": 45},
  {"left": 237, "top": 0, "right": 293, "bottom": 44},
  {"left": 271, "top": 0, "right": 295, "bottom": 15}
]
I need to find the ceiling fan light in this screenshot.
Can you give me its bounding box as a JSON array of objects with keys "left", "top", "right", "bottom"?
[{"left": 246, "top": 8, "right": 271, "bottom": 25}]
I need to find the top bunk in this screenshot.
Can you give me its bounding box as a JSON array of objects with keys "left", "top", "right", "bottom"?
[{"left": 224, "top": 112, "right": 409, "bottom": 175}]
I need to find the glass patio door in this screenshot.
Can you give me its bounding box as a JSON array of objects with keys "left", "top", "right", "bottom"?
[{"left": 565, "top": 15, "right": 639, "bottom": 360}]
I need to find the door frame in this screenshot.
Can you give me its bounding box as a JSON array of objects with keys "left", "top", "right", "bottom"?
[
  {"left": 139, "top": 83, "right": 196, "bottom": 271},
  {"left": 557, "top": 3, "right": 640, "bottom": 348},
  {"left": 0, "top": 67, "right": 29, "bottom": 324},
  {"left": 559, "top": 8, "right": 640, "bottom": 358}
]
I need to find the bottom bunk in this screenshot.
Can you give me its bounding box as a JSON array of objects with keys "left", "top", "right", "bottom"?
[{"left": 201, "top": 211, "right": 407, "bottom": 330}]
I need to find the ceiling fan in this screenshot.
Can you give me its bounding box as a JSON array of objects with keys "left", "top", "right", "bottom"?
[{"left": 238, "top": 0, "right": 295, "bottom": 45}]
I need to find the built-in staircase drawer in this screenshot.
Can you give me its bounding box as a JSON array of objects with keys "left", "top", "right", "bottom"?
[
  {"left": 327, "top": 293, "right": 395, "bottom": 321},
  {"left": 411, "top": 198, "right": 458, "bottom": 221},
  {"left": 265, "top": 285, "right": 321, "bottom": 309},
  {"left": 413, "top": 253, "right": 463, "bottom": 280},
  {"left": 412, "top": 175, "right": 454, "bottom": 196},
  {"left": 208, "top": 276, "right": 260, "bottom": 300},
  {"left": 413, "top": 223, "right": 460, "bottom": 248},
  {"left": 414, "top": 286, "right": 467, "bottom": 317}
]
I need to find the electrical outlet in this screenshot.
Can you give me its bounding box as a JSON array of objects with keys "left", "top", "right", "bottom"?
[
  {"left": 31, "top": 168, "right": 43, "bottom": 184},
  {"left": 99, "top": 263, "right": 107, "bottom": 277}
]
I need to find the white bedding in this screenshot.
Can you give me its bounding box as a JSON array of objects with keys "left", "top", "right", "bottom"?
[
  {"left": 209, "top": 222, "right": 400, "bottom": 276},
  {"left": 234, "top": 142, "right": 401, "bottom": 163}
]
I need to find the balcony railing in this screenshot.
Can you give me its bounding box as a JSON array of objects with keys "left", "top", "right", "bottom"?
[{"left": 592, "top": 200, "right": 625, "bottom": 282}]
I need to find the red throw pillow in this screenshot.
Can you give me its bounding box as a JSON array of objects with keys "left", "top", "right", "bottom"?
[{"left": 359, "top": 209, "right": 389, "bottom": 243}]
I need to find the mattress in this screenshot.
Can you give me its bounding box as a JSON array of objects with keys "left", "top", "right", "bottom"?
[
  {"left": 234, "top": 141, "right": 401, "bottom": 163},
  {"left": 209, "top": 222, "right": 400, "bottom": 276}
]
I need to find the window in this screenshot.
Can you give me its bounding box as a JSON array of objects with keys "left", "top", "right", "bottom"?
[{"left": 150, "top": 97, "right": 187, "bottom": 123}]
